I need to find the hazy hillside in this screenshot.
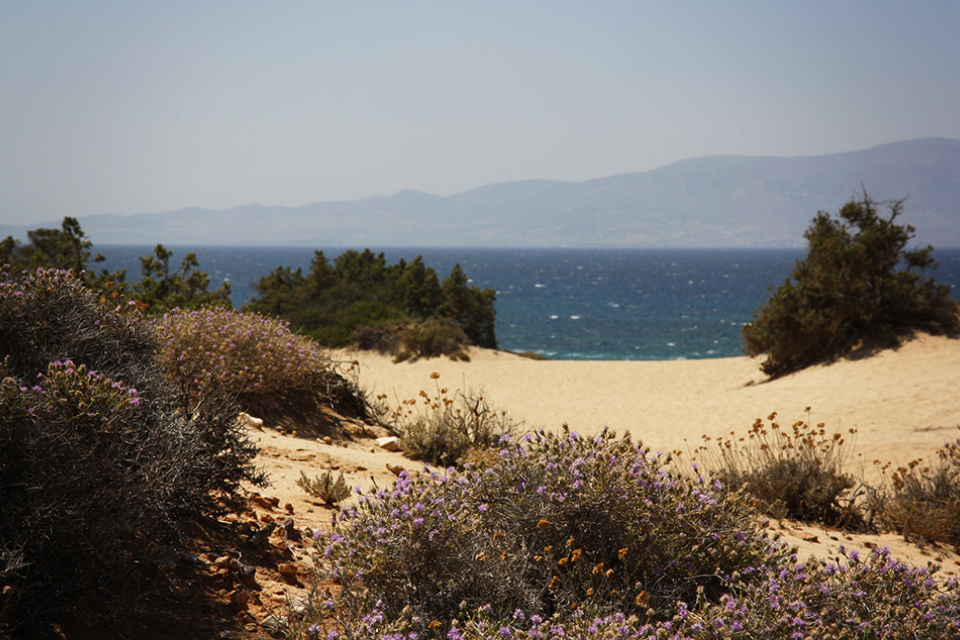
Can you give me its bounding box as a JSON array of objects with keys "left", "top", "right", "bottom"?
[{"left": 8, "top": 138, "right": 960, "bottom": 248}]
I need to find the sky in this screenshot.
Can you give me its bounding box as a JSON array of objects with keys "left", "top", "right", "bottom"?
[{"left": 2, "top": 0, "right": 959, "bottom": 228}]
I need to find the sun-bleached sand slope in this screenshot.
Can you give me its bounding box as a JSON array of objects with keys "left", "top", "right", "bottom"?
[
  {"left": 337, "top": 334, "right": 960, "bottom": 481},
  {"left": 241, "top": 334, "right": 960, "bottom": 591}
]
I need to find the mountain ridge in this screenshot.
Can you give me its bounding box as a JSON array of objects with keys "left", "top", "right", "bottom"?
[{"left": 4, "top": 138, "right": 958, "bottom": 248}]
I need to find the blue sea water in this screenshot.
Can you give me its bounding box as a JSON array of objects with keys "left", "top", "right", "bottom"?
[{"left": 94, "top": 246, "right": 960, "bottom": 362}]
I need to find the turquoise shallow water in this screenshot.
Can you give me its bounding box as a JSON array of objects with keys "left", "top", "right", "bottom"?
[{"left": 95, "top": 246, "right": 960, "bottom": 361}]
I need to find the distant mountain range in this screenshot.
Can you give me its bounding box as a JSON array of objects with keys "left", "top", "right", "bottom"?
[{"left": 4, "top": 138, "right": 959, "bottom": 248}]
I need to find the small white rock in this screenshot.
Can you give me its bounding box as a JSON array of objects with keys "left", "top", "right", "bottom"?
[
  {"left": 376, "top": 436, "right": 402, "bottom": 452},
  {"left": 238, "top": 412, "right": 263, "bottom": 429}
]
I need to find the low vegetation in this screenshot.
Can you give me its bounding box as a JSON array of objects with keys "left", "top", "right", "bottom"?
[
  {"left": 305, "top": 429, "right": 790, "bottom": 638},
  {"left": 867, "top": 438, "right": 960, "bottom": 546},
  {"left": 297, "top": 428, "right": 960, "bottom": 640},
  {"left": 243, "top": 249, "right": 498, "bottom": 351},
  {"left": 743, "top": 192, "right": 959, "bottom": 377},
  {"left": 355, "top": 317, "right": 471, "bottom": 362},
  {"left": 686, "top": 412, "right": 862, "bottom": 527},
  {"left": 379, "top": 372, "right": 519, "bottom": 467},
  {"left": 0, "top": 267, "right": 264, "bottom": 638},
  {"left": 152, "top": 307, "right": 366, "bottom": 425},
  {"left": 297, "top": 470, "right": 352, "bottom": 506}
]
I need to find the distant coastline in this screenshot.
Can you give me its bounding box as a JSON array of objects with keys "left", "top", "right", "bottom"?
[{"left": 92, "top": 245, "right": 960, "bottom": 362}]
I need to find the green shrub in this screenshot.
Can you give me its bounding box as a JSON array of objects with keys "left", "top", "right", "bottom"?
[
  {"left": 0, "top": 268, "right": 264, "bottom": 638},
  {"left": 244, "top": 250, "right": 498, "bottom": 350},
  {"left": 688, "top": 412, "right": 862, "bottom": 527},
  {"left": 397, "top": 318, "right": 471, "bottom": 360},
  {"left": 743, "top": 193, "right": 959, "bottom": 377},
  {"left": 303, "top": 429, "right": 787, "bottom": 638},
  {"left": 352, "top": 323, "right": 400, "bottom": 354},
  {"left": 867, "top": 438, "right": 960, "bottom": 546},
  {"left": 387, "top": 373, "right": 518, "bottom": 466},
  {"left": 152, "top": 307, "right": 366, "bottom": 427},
  {"left": 354, "top": 319, "right": 471, "bottom": 361},
  {"left": 130, "top": 243, "right": 232, "bottom": 313}
]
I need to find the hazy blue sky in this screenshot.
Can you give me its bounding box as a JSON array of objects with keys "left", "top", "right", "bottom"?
[{"left": 2, "top": 0, "right": 959, "bottom": 227}]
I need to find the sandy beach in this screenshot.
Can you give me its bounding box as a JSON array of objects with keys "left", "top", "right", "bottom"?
[
  {"left": 336, "top": 333, "right": 960, "bottom": 481},
  {"left": 237, "top": 333, "right": 960, "bottom": 612}
]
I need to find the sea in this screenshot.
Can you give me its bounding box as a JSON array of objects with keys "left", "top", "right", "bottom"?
[{"left": 93, "top": 246, "right": 960, "bottom": 362}]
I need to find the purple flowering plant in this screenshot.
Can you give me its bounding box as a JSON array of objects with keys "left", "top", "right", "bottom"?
[
  {"left": 296, "top": 424, "right": 960, "bottom": 639},
  {"left": 0, "top": 267, "right": 265, "bottom": 635},
  {"left": 303, "top": 428, "right": 788, "bottom": 638},
  {"left": 152, "top": 307, "right": 364, "bottom": 421}
]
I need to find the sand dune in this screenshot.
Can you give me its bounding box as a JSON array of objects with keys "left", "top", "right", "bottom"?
[
  {"left": 337, "top": 334, "right": 960, "bottom": 481},
  {"left": 242, "top": 334, "right": 960, "bottom": 595}
]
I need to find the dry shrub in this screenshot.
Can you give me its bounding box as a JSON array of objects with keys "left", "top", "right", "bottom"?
[
  {"left": 688, "top": 411, "right": 862, "bottom": 526},
  {"left": 385, "top": 373, "right": 518, "bottom": 467},
  {"left": 867, "top": 437, "right": 960, "bottom": 545},
  {"left": 297, "top": 470, "right": 351, "bottom": 505}
]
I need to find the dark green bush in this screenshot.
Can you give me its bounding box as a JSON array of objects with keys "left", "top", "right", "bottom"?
[
  {"left": 743, "top": 193, "right": 959, "bottom": 377},
  {"left": 0, "top": 268, "right": 264, "bottom": 639},
  {"left": 1, "top": 218, "right": 230, "bottom": 315},
  {"left": 244, "top": 250, "right": 498, "bottom": 350}
]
